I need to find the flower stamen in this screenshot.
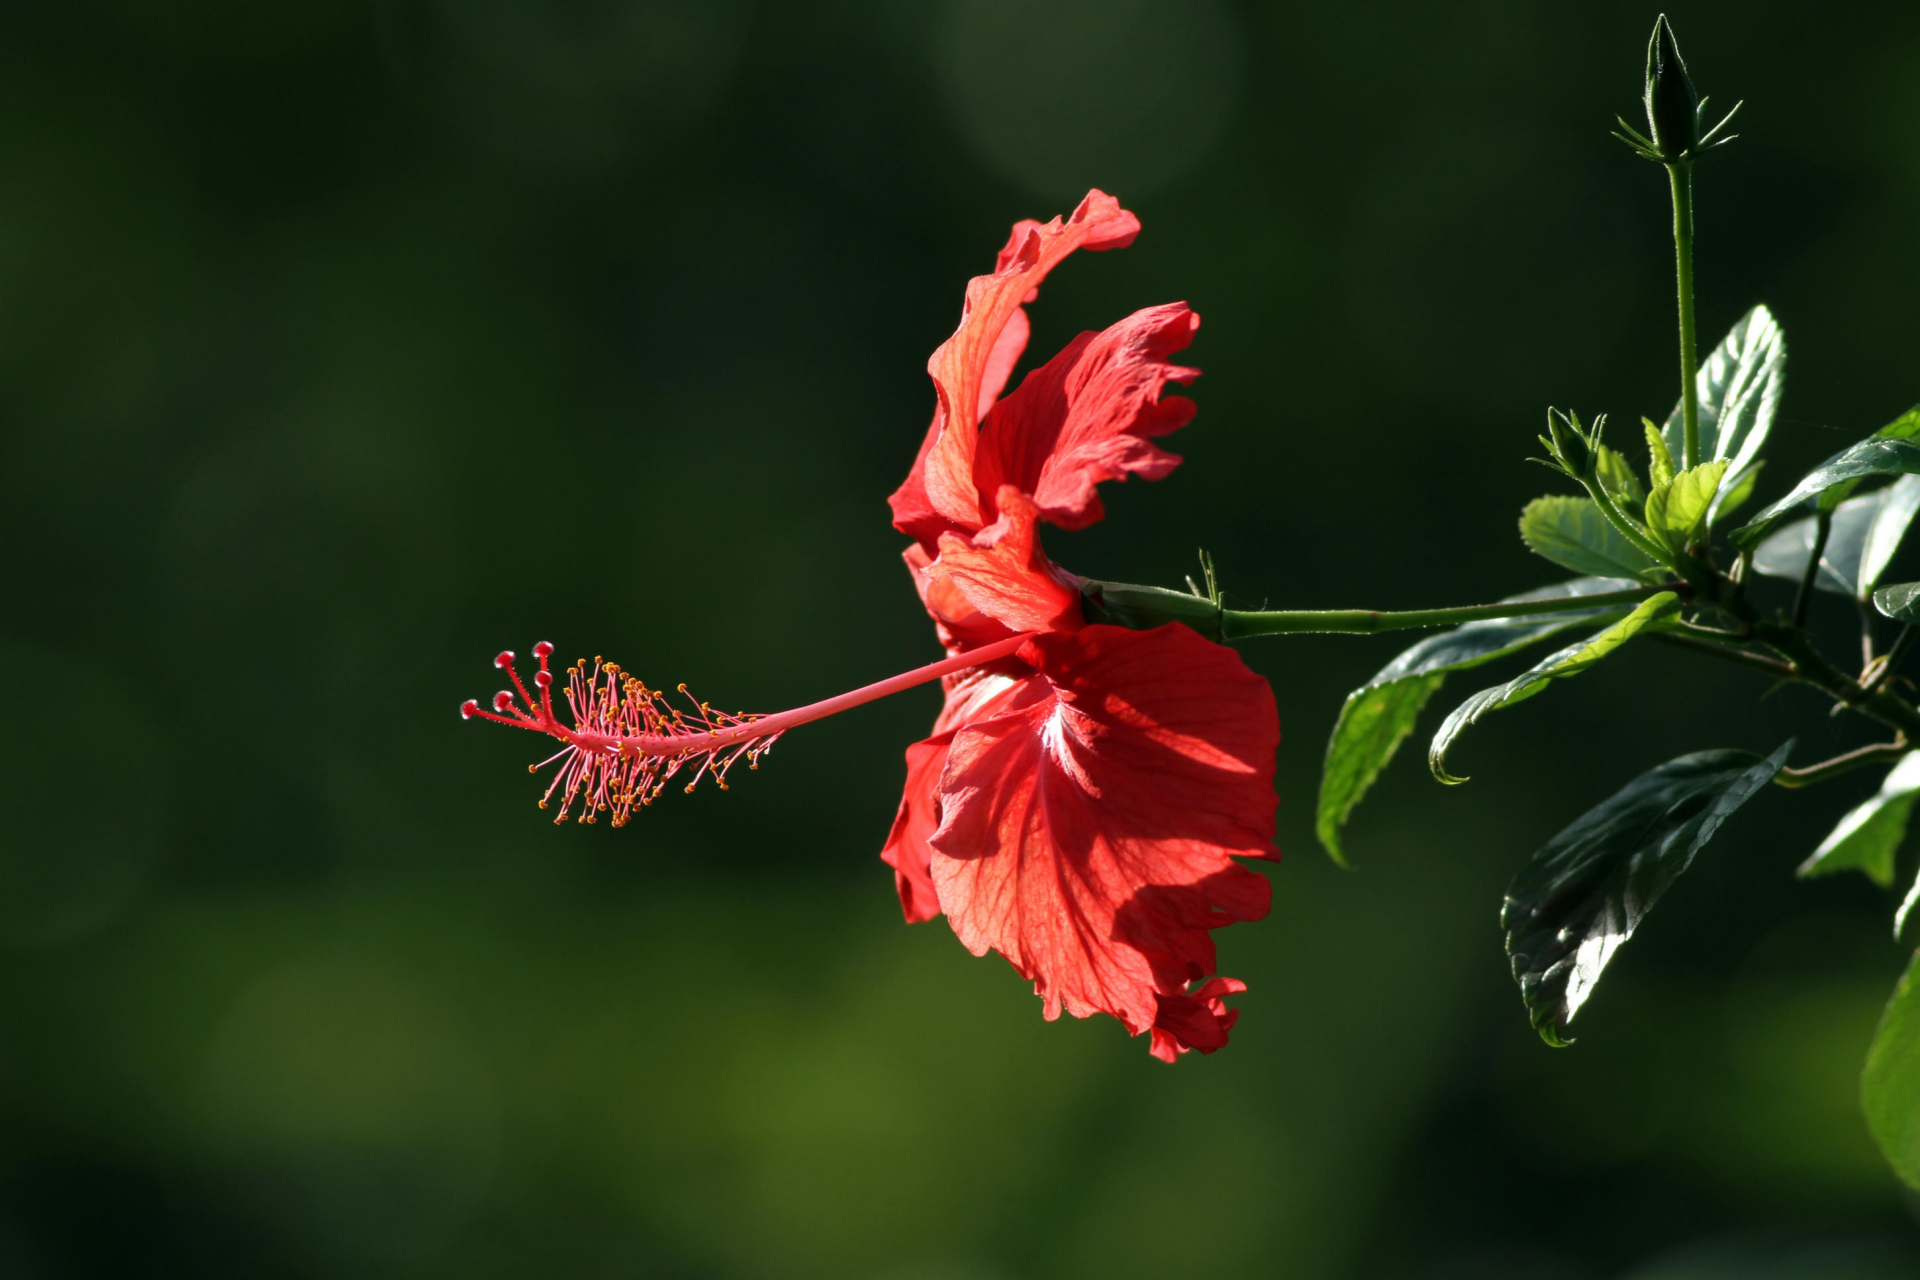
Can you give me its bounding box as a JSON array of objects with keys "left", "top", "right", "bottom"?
[{"left": 461, "top": 631, "right": 1034, "bottom": 827}]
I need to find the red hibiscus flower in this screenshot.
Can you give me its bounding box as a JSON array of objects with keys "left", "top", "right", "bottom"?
[
  {"left": 461, "top": 190, "right": 1279, "bottom": 1062},
  {"left": 880, "top": 191, "right": 1281, "bottom": 1062}
]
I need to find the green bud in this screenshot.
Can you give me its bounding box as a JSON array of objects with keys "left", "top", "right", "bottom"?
[
  {"left": 1078, "top": 579, "right": 1223, "bottom": 641},
  {"left": 1546, "top": 409, "right": 1593, "bottom": 481},
  {"left": 1643, "top": 15, "right": 1700, "bottom": 160}
]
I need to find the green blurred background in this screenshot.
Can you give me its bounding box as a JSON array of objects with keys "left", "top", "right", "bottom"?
[{"left": 3, "top": 1, "right": 1920, "bottom": 1276}]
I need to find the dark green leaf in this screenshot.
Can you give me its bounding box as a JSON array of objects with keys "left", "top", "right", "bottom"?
[
  {"left": 1861, "top": 475, "right": 1920, "bottom": 598},
  {"left": 1752, "top": 489, "right": 1886, "bottom": 598},
  {"left": 1874, "top": 582, "right": 1920, "bottom": 623},
  {"left": 1661, "top": 304, "right": 1785, "bottom": 510},
  {"left": 1315, "top": 577, "right": 1639, "bottom": 863},
  {"left": 1732, "top": 438, "right": 1920, "bottom": 549},
  {"left": 1504, "top": 744, "right": 1791, "bottom": 1046},
  {"left": 1861, "top": 951, "right": 1920, "bottom": 1189},
  {"left": 1428, "top": 593, "right": 1681, "bottom": 784},
  {"left": 1799, "top": 752, "right": 1920, "bottom": 888},
  {"left": 1520, "top": 496, "right": 1661, "bottom": 580}
]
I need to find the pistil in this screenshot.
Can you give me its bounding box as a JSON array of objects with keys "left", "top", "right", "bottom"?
[{"left": 462, "top": 632, "right": 1034, "bottom": 826}]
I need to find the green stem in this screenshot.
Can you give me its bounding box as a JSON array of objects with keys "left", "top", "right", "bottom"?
[
  {"left": 1580, "top": 473, "right": 1675, "bottom": 568},
  {"left": 1670, "top": 161, "right": 1701, "bottom": 471},
  {"left": 1792, "top": 511, "right": 1831, "bottom": 629},
  {"left": 1219, "top": 585, "right": 1670, "bottom": 639}
]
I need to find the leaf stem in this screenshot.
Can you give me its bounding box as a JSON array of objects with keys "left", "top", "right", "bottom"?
[
  {"left": 1219, "top": 585, "right": 1674, "bottom": 639},
  {"left": 1775, "top": 738, "right": 1909, "bottom": 789},
  {"left": 1651, "top": 630, "right": 1794, "bottom": 681},
  {"left": 1670, "top": 160, "right": 1701, "bottom": 471}
]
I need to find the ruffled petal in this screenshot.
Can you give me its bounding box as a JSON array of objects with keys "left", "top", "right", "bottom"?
[
  {"left": 926, "top": 488, "right": 1084, "bottom": 637},
  {"left": 1148, "top": 977, "right": 1248, "bottom": 1062},
  {"left": 889, "top": 191, "right": 1140, "bottom": 547},
  {"left": 926, "top": 624, "right": 1279, "bottom": 1054},
  {"left": 973, "top": 303, "right": 1200, "bottom": 532}
]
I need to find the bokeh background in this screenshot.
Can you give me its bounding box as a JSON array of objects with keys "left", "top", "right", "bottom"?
[{"left": 3, "top": 1, "right": 1920, "bottom": 1276}]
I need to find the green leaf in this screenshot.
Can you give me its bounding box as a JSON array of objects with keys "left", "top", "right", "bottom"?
[
  {"left": 1316, "top": 676, "right": 1443, "bottom": 868},
  {"left": 1861, "top": 951, "right": 1920, "bottom": 1189},
  {"left": 1428, "top": 593, "right": 1682, "bottom": 784},
  {"left": 1643, "top": 418, "right": 1676, "bottom": 490},
  {"left": 1503, "top": 743, "right": 1791, "bottom": 1046},
  {"left": 1752, "top": 489, "right": 1887, "bottom": 598},
  {"left": 1315, "top": 577, "right": 1640, "bottom": 863},
  {"left": 1799, "top": 751, "right": 1920, "bottom": 888},
  {"left": 1732, "top": 438, "right": 1920, "bottom": 549},
  {"left": 1643, "top": 459, "right": 1729, "bottom": 554},
  {"left": 1661, "top": 304, "right": 1786, "bottom": 508},
  {"left": 1595, "top": 446, "right": 1646, "bottom": 510},
  {"left": 1715, "top": 459, "right": 1764, "bottom": 521},
  {"left": 1874, "top": 581, "right": 1920, "bottom": 623},
  {"left": 1861, "top": 475, "right": 1920, "bottom": 599},
  {"left": 1520, "top": 496, "right": 1661, "bottom": 580}
]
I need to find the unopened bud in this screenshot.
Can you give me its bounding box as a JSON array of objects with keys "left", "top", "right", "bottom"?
[
  {"left": 1643, "top": 15, "right": 1699, "bottom": 160},
  {"left": 1546, "top": 409, "right": 1593, "bottom": 481}
]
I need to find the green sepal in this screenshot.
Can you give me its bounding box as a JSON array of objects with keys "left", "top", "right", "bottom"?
[
  {"left": 1077, "top": 578, "right": 1223, "bottom": 641},
  {"left": 1520, "top": 496, "right": 1662, "bottom": 580},
  {"left": 1503, "top": 743, "right": 1791, "bottom": 1046},
  {"left": 1861, "top": 951, "right": 1920, "bottom": 1190},
  {"left": 1314, "top": 577, "right": 1640, "bottom": 864},
  {"left": 1595, "top": 446, "right": 1646, "bottom": 510},
  {"left": 1428, "top": 593, "right": 1681, "bottom": 784},
  {"left": 1799, "top": 751, "right": 1920, "bottom": 888}
]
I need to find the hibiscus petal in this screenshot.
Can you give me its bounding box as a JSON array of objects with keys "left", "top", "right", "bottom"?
[
  {"left": 1148, "top": 976, "right": 1247, "bottom": 1062},
  {"left": 881, "top": 667, "right": 1047, "bottom": 924},
  {"left": 889, "top": 191, "right": 1141, "bottom": 546},
  {"left": 927, "top": 488, "right": 1084, "bottom": 636},
  {"left": 927, "top": 624, "right": 1279, "bottom": 1051},
  {"left": 881, "top": 736, "right": 952, "bottom": 923},
  {"left": 974, "top": 303, "right": 1200, "bottom": 532}
]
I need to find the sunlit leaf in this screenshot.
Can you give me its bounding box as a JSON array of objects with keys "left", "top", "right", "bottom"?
[
  {"left": 1428, "top": 593, "right": 1681, "bottom": 784},
  {"left": 1643, "top": 459, "right": 1728, "bottom": 554},
  {"left": 1504, "top": 743, "right": 1791, "bottom": 1046},
  {"left": 1799, "top": 751, "right": 1920, "bottom": 888},
  {"left": 1732, "top": 438, "right": 1920, "bottom": 549},
  {"left": 1520, "top": 496, "right": 1662, "bottom": 580},
  {"left": 1643, "top": 418, "right": 1676, "bottom": 491},
  {"left": 1661, "top": 304, "right": 1785, "bottom": 512},
  {"left": 1315, "top": 577, "right": 1639, "bottom": 863},
  {"left": 1861, "top": 951, "right": 1920, "bottom": 1189},
  {"left": 1752, "top": 490, "right": 1887, "bottom": 598},
  {"left": 1874, "top": 582, "right": 1920, "bottom": 623}
]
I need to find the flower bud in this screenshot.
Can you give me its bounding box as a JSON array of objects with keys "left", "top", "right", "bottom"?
[
  {"left": 1078, "top": 579, "right": 1223, "bottom": 641},
  {"left": 1545, "top": 409, "right": 1594, "bottom": 481},
  {"left": 1642, "top": 15, "right": 1699, "bottom": 160}
]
